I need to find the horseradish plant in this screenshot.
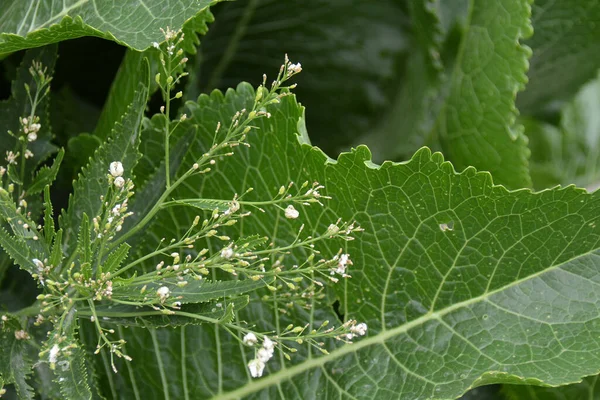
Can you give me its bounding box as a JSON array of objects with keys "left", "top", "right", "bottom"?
[
  {"left": 3, "top": 1, "right": 600, "bottom": 399},
  {"left": 0, "top": 31, "right": 366, "bottom": 397}
]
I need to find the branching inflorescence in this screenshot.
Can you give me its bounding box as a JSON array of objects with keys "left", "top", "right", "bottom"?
[{"left": 0, "top": 27, "right": 367, "bottom": 383}]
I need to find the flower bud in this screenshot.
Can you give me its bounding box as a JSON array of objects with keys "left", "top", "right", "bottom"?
[
  {"left": 109, "top": 161, "right": 124, "bottom": 177},
  {"left": 114, "top": 177, "right": 125, "bottom": 188}
]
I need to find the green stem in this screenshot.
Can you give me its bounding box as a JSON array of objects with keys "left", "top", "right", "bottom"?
[
  {"left": 113, "top": 242, "right": 178, "bottom": 278},
  {"left": 165, "top": 58, "right": 172, "bottom": 189},
  {"left": 162, "top": 195, "right": 302, "bottom": 209},
  {"left": 108, "top": 169, "right": 191, "bottom": 250},
  {"left": 18, "top": 140, "right": 26, "bottom": 195}
]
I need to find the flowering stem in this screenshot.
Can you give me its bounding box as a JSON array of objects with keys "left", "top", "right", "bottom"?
[
  {"left": 108, "top": 168, "right": 192, "bottom": 249},
  {"left": 17, "top": 82, "right": 41, "bottom": 196},
  {"left": 164, "top": 70, "right": 171, "bottom": 189},
  {"left": 18, "top": 140, "right": 26, "bottom": 194}
]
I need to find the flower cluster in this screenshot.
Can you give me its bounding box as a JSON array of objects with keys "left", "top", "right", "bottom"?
[
  {"left": 240, "top": 318, "right": 368, "bottom": 378},
  {"left": 0, "top": 37, "right": 370, "bottom": 386},
  {"left": 93, "top": 161, "right": 134, "bottom": 241},
  {"left": 20, "top": 115, "right": 41, "bottom": 142},
  {"left": 245, "top": 334, "right": 276, "bottom": 378},
  {"left": 2, "top": 59, "right": 52, "bottom": 199}
]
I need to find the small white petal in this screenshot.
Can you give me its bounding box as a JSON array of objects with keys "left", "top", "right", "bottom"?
[
  {"left": 263, "top": 336, "right": 274, "bottom": 350},
  {"left": 157, "top": 286, "right": 170, "bottom": 301},
  {"left": 284, "top": 205, "right": 299, "bottom": 219},
  {"left": 243, "top": 332, "right": 258, "bottom": 346},
  {"left": 248, "top": 359, "right": 265, "bottom": 378},
  {"left": 257, "top": 348, "right": 273, "bottom": 362},
  {"left": 221, "top": 247, "right": 234, "bottom": 259},
  {"left": 49, "top": 344, "right": 59, "bottom": 363},
  {"left": 351, "top": 322, "right": 368, "bottom": 336}
]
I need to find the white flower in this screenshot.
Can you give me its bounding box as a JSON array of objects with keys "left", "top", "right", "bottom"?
[
  {"left": 263, "top": 336, "right": 274, "bottom": 350},
  {"left": 103, "top": 281, "right": 113, "bottom": 297},
  {"left": 24, "top": 150, "right": 34, "bottom": 159},
  {"left": 14, "top": 330, "right": 30, "bottom": 340},
  {"left": 157, "top": 286, "right": 170, "bottom": 301},
  {"left": 5, "top": 151, "right": 18, "bottom": 165},
  {"left": 152, "top": 42, "right": 160, "bottom": 49},
  {"left": 327, "top": 224, "right": 340, "bottom": 236},
  {"left": 0, "top": 166, "right": 5, "bottom": 176},
  {"left": 351, "top": 322, "right": 368, "bottom": 336},
  {"left": 248, "top": 359, "right": 265, "bottom": 378},
  {"left": 32, "top": 258, "right": 44, "bottom": 271},
  {"left": 112, "top": 204, "right": 122, "bottom": 216},
  {"left": 49, "top": 344, "right": 59, "bottom": 363},
  {"left": 225, "top": 200, "right": 240, "bottom": 215},
  {"left": 257, "top": 347, "right": 273, "bottom": 363},
  {"left": 27, "top": 132, "right": 37, "bottom": 142},
  {"left": 334, "top": 253, "right": 352, "bottom": 275},
  {"left": 114, "top": 176, "right": 125, "bottom": 188},
  {"left": 257, "top": 337, "right": 275, "bottom": 362},
  {"left": 284, "top": 205, "right": 299, "bottom": 219},
  {"left": 243, "top": 332, "right": 258, "bottom": 346},
  {"left": 288, "top": 62, "right": 302, "bottom": 73},
  {"left": 109, "top": 161, "right": 124, "bottom": 177},
  {"left": 221, "top": 247, "right": 234, "bottom": 259}
]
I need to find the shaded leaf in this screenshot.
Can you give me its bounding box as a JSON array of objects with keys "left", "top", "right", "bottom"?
[
  {"left": 518, "top": 0, "right": 600, "bottom": 113},
  {"left": 0, "top": 45, "right": 57, "bottom": 186},
  {"left": 0, "top": 315, "right": 35, "bottom": 399},
  {"left": 528, "top": 71, "right": 600, "bottom": 190},
  {"left": 0, "top": 227, "right": 41, "bottom": 276},
  {"left": 123, "top": 125, "right": 196, "bottom": 238},
  {"left": 430, "top": 0, "right": 533, "bottom": 189},
  {"left": 59, "top": 60, "right": 150, "bottom": 252},
  {"left": 503, "top": 376, "right": 600, "bottom": 400},
  {"left": 27, "top": 147, "right": 64, "bottom": 195},
  {"left": 93, "top": 50, "right": 159, "bottom": 141},
  {"left": 0, "top": 190, "right": 48, "bottom": 273}
]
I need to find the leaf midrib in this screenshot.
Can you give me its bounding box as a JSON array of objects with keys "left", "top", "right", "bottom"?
[{"left": 210, "top": 246, "right": 599, "bottom": 400}]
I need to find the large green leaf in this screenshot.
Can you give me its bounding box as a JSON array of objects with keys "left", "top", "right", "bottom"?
[
  {"left": 0, "top": 0, "right": 216, "bottom": 55},
  {"left": 106, "top": 83, "right": 600, "bottom": 399},
  {"left": 430, "top": 0, "right": 532, "bottom": 189},
  {"left": 518, "top": 0, "right": 600, "bottom": 114}
]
